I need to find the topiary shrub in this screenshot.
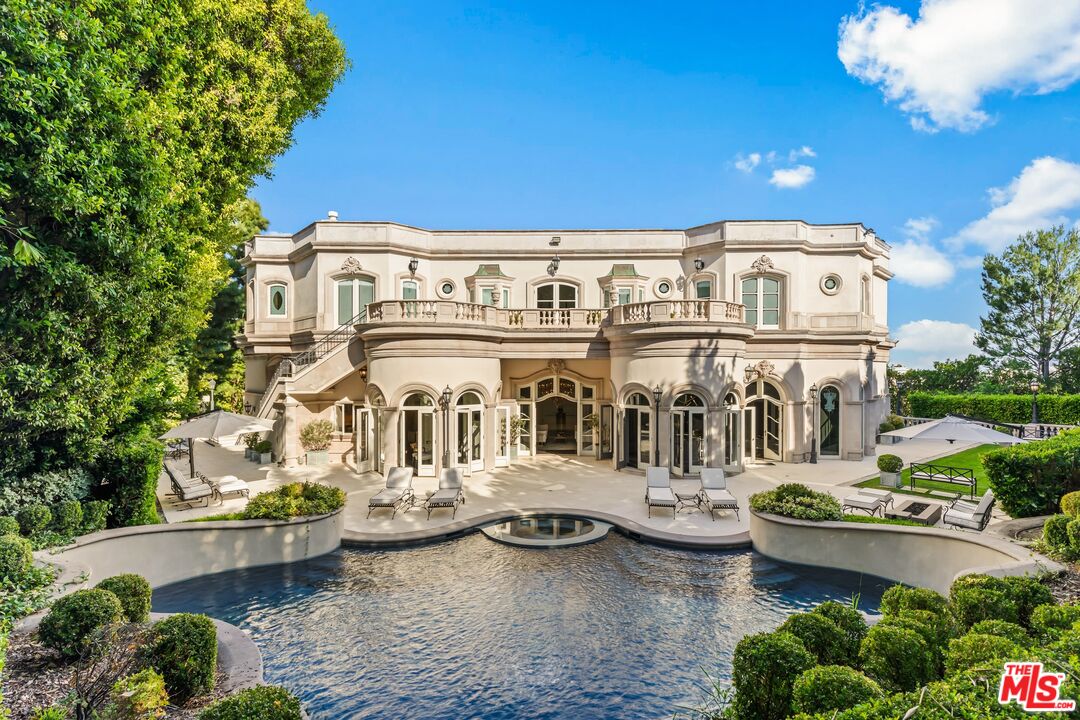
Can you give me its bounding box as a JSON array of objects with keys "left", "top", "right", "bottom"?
[
  {"left": 858, "top": 624, "right": 931, "bottom": 692},
  {"left": 880, "top": 585, "right": 948, "bottom": 616},
  {"left": 197, "top": 685, "right": 303, "bottom": 720},
  {"left": 52, "top": 500, "right": 83, "bottom": 536},
  {"left": 0, "top": 534, "right": 33, "bottom": 578},
  {"left": 149, "top": 613, "right": 217, "bottom": 703},
  {"left": 779, "top": 612, "right": 849, "bottom": 665},
  {"left": 949, "top": 574, "right": 1050, "bottom": 629},
  {"left": 1050, "top": 628, "right": 1080, "bottom": 660},
  {"left": 17, "top": 504, "right": 51, "bottom": 536},
  {"left": 1062, "top": 490, "right": 1080, "bottom": 517},
  {"left": 812, "top": 600, "right": 868, "bottom": 666},
  {"left": 104, "top": 668, "right": 169, "bottom": 719},
  {"left": 1067, "top": 518, "right": 1080, "bottom": 553},
  {"left": 96, "top": 574, "right": 152, "bottom": 623},
  {"left": 749, "top": 484, "right": 843, "bottom": 522},
  {"left": 999, "top": 576, "right": 1054, "bottom": 628},
  {"left": 950, "top": 586, "right": 1019, "bottom": 629},
  {"left": 39, "top": 588, "right": 124, "bottom": 658},
  {"left": 944, "top": 633, "right": 1026, "bottom": 676},
  {"left": 877, "top": 610, "right": 952, "bottom": 677},
  {"left": 731, "top": 631, "right": 815, "bottom": 720},
  {"left": 81, "top": 500, "right": 110, "bottom": 534},
  {"left": 791, "top": 665, "right": 881, "bottom": 715},
  {"left": 0, "top": 515, "right": 19, "bottom": 537},
  {"left": 876, "top": 454, "right": 903, "bottom": 474},
  {"left": 1031, "top": 603, "right": 1080, "bottom": 641},
  {"left": 1045, "top": 514, "right": 1071, "bottom": 551},
  {"left": 969, "top": 619, "right": 1030, "bottom": 646}
]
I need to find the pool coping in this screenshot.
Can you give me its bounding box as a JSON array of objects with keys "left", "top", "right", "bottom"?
[{"left": 343, "top": 507, "right": 750, "bottom": 550}]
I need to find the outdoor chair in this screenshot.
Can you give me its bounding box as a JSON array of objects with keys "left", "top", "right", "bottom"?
[
  {"left": 367, "top": 466, "right": 415, "bottom": 519},
  {"left": 841, "top": 492, "right": 885, "bottom": 516},
  {"left": 427, "top": 468, "right": 466, "bottom": 520},
  {"left": 169, "top": 474, "right": 213, "bottom": 509},
  {"left": 644, "top": 466, "right": 676, "bottom": 518},
  {"left": 943, "top": 489, "right": 995, "bottom": 531},
  {"left": 858, "top": 488, "right": 894, "bottom": 510},
  {"left": 698, "top": 468, "right": 739, "bottom": 521},
  {"left": 206, "top": 474, "right": 250, "bottom": 504}
]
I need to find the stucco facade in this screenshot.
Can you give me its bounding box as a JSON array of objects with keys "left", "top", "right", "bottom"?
[{"left": 240, "top": 217, "right": 894, "bottom": 478}]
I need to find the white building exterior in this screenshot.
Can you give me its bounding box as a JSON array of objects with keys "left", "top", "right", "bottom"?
[{"left": 241, "top": 217, "right": 894, "bottom": 478}]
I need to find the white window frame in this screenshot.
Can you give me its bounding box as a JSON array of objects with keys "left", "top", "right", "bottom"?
[
  {"left": 267, "top": 283, "right": 288, "bottom": 317},
  {"left": 335, "top": 276, "right": 376, "bottom": 326},
  {"left": 741, "top": 276, "right": 782, "bottom": 329},
  {"left": 536, "top": 281, "right": 578, "bottom": 309},
  {"left": 400, "top": 278, "right": 419, "bottom": 300}
]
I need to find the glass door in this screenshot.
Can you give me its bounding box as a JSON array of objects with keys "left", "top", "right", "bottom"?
[
  {"left": 580, "top": 400, "right": 595, "bottom": 456},
  {"left": 495, "top": 406, "right": 511, "bottom": 467},
  {"left": 638, "top": 410, "right": 651, "bottom": 469},
  {"left": 671, "top": 412, "right": 684, "bottom": 477},
  {"left": 687, "top": 410, "right": 705, "bottom": 474},
  {"left": 743, "top": 406, "right": 757, "bottom": 462},
  {"left": 456, "top": 409, "right": 484, "bottom": 472},
  {"left": 357, "top": 408, "right": 373, "bottom": 473},
  {"left": 401, "top": 407, "right": 435, "bottom": 476},
  {"left": 517, "top": 402, "right": 533, "bottom": 456},
  {"left": 723, "top": 409, "right": 742, "bottom": 472},
  {"left": 599, "top": 405, "right": 613, "bottom": 460}
]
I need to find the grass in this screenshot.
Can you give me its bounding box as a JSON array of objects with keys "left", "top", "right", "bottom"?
[
  {"left": 857, "top": 444, "right": 998, "bottom": 498},
  {"left": 183, "top": 512, "right": 244, "bottom": 523},
  {"left": 841, "top": 514, "right": 928, "bottom": 528}
]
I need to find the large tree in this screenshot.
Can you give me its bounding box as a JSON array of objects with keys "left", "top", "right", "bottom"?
[
  {"left": 976, "top": 226, "right": 1080, "bottom": 384},
  {"left": 0, "top": 1, "right": 346, "bottom": 494}
]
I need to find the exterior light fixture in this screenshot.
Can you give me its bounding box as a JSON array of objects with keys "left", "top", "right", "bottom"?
[
  {"left": 1031, "top": 380, "right": 1040, "bottom": 424},
  {"left": 652, "top": 384, "right": 663, "bottom": 407},
  {"left": 652, "top": 384, "right": 663, "bottom": 466},
  {"left": 440, "top": 385, "right": 452, "bottom": 410},
  {"left": 208, "top": 378, "right": 217, "bottom": 411},
  {"left": 694, "top": 258, "right": 705, "bottom": 272},
  {"left": 548, "top": 253, "right": 561, "bottom": 276},
  {"left": 359, "top": 365, "right": 368, "bottom": 382},
  {"left": 808, "top": 383, "right": 818, "bottom": 464},
  {"left": 440, "top": 384, "right": 453, "bottom": 469},
  {"left": 744, "top": 364, "right": 754, "bottom": 384},
  {"left": 550, "top": 236, "right": 561, "bottom": 246},
  {"left": 408, "top": 257, "right": 419, "bottom": 275}
]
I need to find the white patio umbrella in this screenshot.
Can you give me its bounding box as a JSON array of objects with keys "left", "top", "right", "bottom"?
[
  {"left": 881, "top": 414, "right": 1025, "bottom": 446},
  {"left": 160, "top": 409, "right": 276, "bottom": 477}
]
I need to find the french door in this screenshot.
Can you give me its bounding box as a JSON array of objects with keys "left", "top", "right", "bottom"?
[
  {"left": 357, "top": 407, "right": 382, "bottom": 474},
  {"left": 723, "top": 408, "right": 742, "bottom": 472},
  {"left": 599, "top": 405, "right": 614, "bottom": 460},
  {"left": 635, "top": 410, "right": 652, "bottom": 468},
  {"left": 745, "top": 399, "right": 782, "bottom": 461},
  {"left": 456, "top": 407, "right": 483, "bottom": 471},
  {"left": 495, "top": 406, "right": 511, "bottom": 467},
  {"left": 671, "top": 409, "right": 706, "bottom": 476},
  {"left": 401, "top": 407, "right": 435, "bottom": 476}
]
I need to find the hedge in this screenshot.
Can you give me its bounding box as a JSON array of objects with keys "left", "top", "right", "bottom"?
[
  {"left": 149, "top": 613, "right": 218, "bottom": 703},
  {"left": 39, "top": 588, "right": 124, "bottom": 658},
  {"left": 983, "top": 430, "right": 1080, "bottom": 517},
  {"left": 908, "top": 391, "right": 1080, "bottom": 425},
  {"left": 93, "top": 432, "right": 163, "bottom": 527},
  {"left": 198, "top": 685, "right": 303, "bottom": 720}
]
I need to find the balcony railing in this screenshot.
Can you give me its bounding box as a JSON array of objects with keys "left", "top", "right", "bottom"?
[{"left": 612, "top": 300, "right": 745, "bottom": 325}]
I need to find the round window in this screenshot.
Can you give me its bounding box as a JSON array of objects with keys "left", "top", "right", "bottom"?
[
  {"left": 438, "top": 280, "right": 456, "bottom": 298},
  {"left": 653, "top": 278, "right": 674, "bottom": 298},
  {"left": 820, "top": 274, "right": 843, "bottom": 295},
  {"left": 658, "top": 282, "right": 670, "bottom": 295}
]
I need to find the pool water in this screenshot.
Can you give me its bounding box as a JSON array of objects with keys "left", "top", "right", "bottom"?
[{"left": 153, "top": 533, "right": 886, "bottom": 719}]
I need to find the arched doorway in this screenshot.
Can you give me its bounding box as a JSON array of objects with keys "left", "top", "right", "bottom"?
[
  {"left": 819, "top": 384, "right": 841, "bottom": 457},
  {"left": 455, "top": 391, "right": 484, "bottom": 471},
  {"left": 745, "top": 379, "right": 783, "bottom": 462},
  {"left": 400, "top": 392, "right": 435, "bottom": 476},
  {"left": 671, "top": 393, "right": 706, "bottom": 476},
  {"left": 624, "top": 392, "right": 652, "bottom": 469}
]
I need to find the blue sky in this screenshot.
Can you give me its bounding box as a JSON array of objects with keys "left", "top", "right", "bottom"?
[{"left": 253, "top": 0, "right": 1080, "bottom": 368}]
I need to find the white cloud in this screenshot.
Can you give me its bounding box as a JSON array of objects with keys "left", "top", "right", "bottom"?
[
  {"left": 789, "top": 145, "right": 816, "bottom": 162},
  {"left": 903, "top": 216, "right": 938, "bottom": 241},
  {"left": 947, "top": 156, "right": 1080, "bottom": 252},
  {"left": 838, "top": 0, "right": 1080, "bottom": 132},
  {"left": 734, "top": 152, "right": 761, "bottom": 173},
  {"left": 893, "top": 319, "right": 979, "bottom": 368},
  {"left": 768, "top": 165, "right": 816, "bottom": 189},
  {"left": 890, "top": 216, "right": 955, "bottom": 287}
]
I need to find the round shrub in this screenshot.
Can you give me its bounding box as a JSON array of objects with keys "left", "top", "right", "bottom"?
[
  {"left": 107, "top": 668, "right": 169, "bottom": 719},
  {"left": 39, "top": 588, "right": 124, "bottom": 658},
  {"left": 779, "top": 612, "right": 849, "bottom": 665},
  {"left": 1062, "top": 490, "right": 1080, "bottom": 517},
  {"left": 198, "top": 685, "right": 303, "bottom": 720},
  {"left": 0, "top": 515, "right": 19, "bottom": 537},
  {"left": 299, "top": 419, "right": 334, "bottom": 451},
  {"left": 1044, "top": 514, "right": 1071, "bottom": 550},
  {"left": 944, "top": 633, "right": 1025, "bottom": 676},
  {"left": 877, "top": 454, "right": 903, "bottom": 474},
  {"left": 149, "top": 613, "right": 217, "bottom": 703},
  {"left": 1050, "top": 628, "right": 1080, "bottom": 659},
  {"left": 749, "top": 484, "right": 843, "bottom": 522},
  {"left": 52, "top": 500, "right": 83, "bottom": 536},
  {"left": 1068, "top": 518, "right": 1080, "bottom": 552},
  {"left": 17, "top": 504, "right": 51, "bottom": 536},
  {"left": 96, "top": 574, "right": 152, "bottom": 623},
  {"left": 951, "top": 586, "right": 1019, "bottom": 629},
  {"left": 731, "top": 631, "right": 815, "bottom": 720},
  {"left": 1000, "top": 576, "right": 1054, "bottom": 628},
  {"left": 81, "top": 500, "right": 110, "bottom": 534},
  {"left": 969, "top": 619, "right": 1030, "bottom": 646},
  {"left": 1031, "top": 603, "right": 1080, "bottom": 641},
  {"left": 791, "top": 665, "right": 881, "bottom": 715},
  {"left": 812, "top": 600, "right": 867, "bottom": 665},
  {"left": 858, "top": 624, "right": 931, "bottom": 692},
  {"left": 0, "top": 534, "right": 33, "bottom": 578},
  {"left": 877, "top": 610, "right": 951, "bottom": 677},
  {"left": 880, "top": 585, "right": 948, "bottom": 616}
]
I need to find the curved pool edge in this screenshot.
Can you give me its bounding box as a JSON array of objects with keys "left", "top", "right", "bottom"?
[{"left": 342, "top": 507, "right": 752, "bottom": 550}]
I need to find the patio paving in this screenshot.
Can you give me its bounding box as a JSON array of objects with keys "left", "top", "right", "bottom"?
[{"left": 157, "top": 436, "right": 982, "bottom": 546}]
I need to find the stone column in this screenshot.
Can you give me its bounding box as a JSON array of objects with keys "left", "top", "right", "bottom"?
[{"left": 280, "top": 394, "right": 300, "bottom": 467}]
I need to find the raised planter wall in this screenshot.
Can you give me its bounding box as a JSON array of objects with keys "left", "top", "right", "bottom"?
[
  {"left": 41, "top": 510, "right": 344, "bottom": 590},
  {"left": 750, "top": 510, "right": 1060, "bottom": 595}
]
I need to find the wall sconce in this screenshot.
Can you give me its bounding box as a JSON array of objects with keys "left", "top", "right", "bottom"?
[
  {"left": 652, "top": 384, "right": 663, "bottom": 408},
  {"left": 744, "top": 364, "right": 754, "bottom": 384},
  {"left": 694, "top": 258, "right": 705, "bottom": 272},
  {"left": 548, "top": 253, "right": 561, "bottom": 276},
  {"left": 408, "top": 257, "right": 419, "bottom": 275},
  {"left": 359, "top": 365, "right": 368, "bottom": 382}
]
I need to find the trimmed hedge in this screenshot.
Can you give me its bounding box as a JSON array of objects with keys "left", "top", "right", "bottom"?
[
  {"left": 1030, "top": 602, "right": 1080, "bottom": 641},
  {"left": 81, "top": 500, "right": 109, "bottom": 534},
  {"left": 16, "top": 504, "right": 51, "bottom": 535},
  {"left": 1062, "top": 490, "right": 1080, "bottom": 516},
  {"left": 876, "top": 454, "right": 903, "bottom": 473},
  {"left": 52, "top": 500, "right": 83, "bottom": 536},
  {"left": 94, "top": 432, "right": 164, "bottom": 527},
  {"left": 39, "top": 588, "right": 124, "bottom": 658},
  {"left": 879, "top": 585, "right": 948, "bottom": 616},
  {"left": 943, "top": 632, "right": 1025, "bottom": 676},
  {"left": 198, "top": 685, "right": 303, "bottom": 720},
  {"left": 0, "top": 516, "right": 19, "bottom": 537},
  {"left": 908, "top": 391, "right": 1080, "bottom": 425},
  {"left": 0, "top": 535, "right": 33, "bottom": 578},
  {"left": 778, "top": 613, "right": 849, "bottom": 666},
  {"left": 149, "top": 613, "right": 217, "bottom": 703},
  {"left": 858, "top": 624, "right": 931, "bottom": 692},
  {"left": 983, "top": 430, "right": 1080, "bottom": 517},
  {"left": 732, "top": 631, "right": 816, "bottom": 720},
  {"left": 791, "top": 665, "right": 881, "bottom": 715},
  {"left": 96, "top": 574, "right": 152, "bottom": 623},
  {"left": 811, "top": 601, "right": 867, "bottom": 666},
  {"left": 968, "top": 619, "right": 1030, "bottom": 646},
  {"left": 749, "top": 484, "right": 843, "bottom": 522}
]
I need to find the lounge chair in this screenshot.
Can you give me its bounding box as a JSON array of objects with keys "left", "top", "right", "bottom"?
[
  {"left": 698, "top": 468, "right": 739, "bottom": 521},
  {"left": 169, "top": 474, "right": 213, "bottom": 509},
  {"left": 858, "top": 488, "right": 894, "bottom": 510},
  {"left": 943, "top": 489, "right": 995, "bottom": 531},
  {"left": 367, "top": 466, "right": 415, "bottom": 519},
  {"left": 427, "top": 468, "right": 465, "bottom": 520},
  {"left": 841, "top": 493, "right": 884, "bottom": 516},
  {"left": 645, "top": 466, "right": 676, "bottom": 518},
  {"left": 206, "top": 474, "right": 250, "bottom": 504}
]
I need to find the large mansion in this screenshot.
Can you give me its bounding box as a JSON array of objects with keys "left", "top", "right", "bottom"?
[{"left": 241, "top": 217, "right": 894, "bottom": 478}]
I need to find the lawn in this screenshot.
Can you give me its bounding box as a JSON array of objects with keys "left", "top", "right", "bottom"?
[{"left": 856, "top": 444, "right": 999, "bottom": 498}]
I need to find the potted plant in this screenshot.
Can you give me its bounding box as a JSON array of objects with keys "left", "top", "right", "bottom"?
[
  {"left": 508, "top": 414, "right": 527, "bottom": 460},
  {"left": 877, "top": 453, "right": 904, "bottom": 488},
  {"left": 254, "top": 439, "right": 273, "bottom": 464},
  {"left": 244, "top": 433, "right": 259, "bottom": 461},
  {"left": 300, "top": 420, "right": 334, "bottom": 465}
]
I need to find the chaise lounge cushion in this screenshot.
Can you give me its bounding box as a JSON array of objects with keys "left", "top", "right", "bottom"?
[
  {"left": 369, "top": 488, "right": 408, "bottom": 507},
  {"left": 427, "top": 488, "right": 462, "bottom": 507},
  {"left": 842, "top": 494, "right": 881, "bottom": 512}
]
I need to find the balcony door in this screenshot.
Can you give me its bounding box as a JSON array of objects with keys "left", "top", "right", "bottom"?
[
  {"left": 357, "top": 407, "right": 382, "bottom": 474},
  {"left": 624, "top": 393, "right": 652, "bottom": 469}
]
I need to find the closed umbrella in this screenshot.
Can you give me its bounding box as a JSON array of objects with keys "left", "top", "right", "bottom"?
[
  {"left": 881, "top": 414, "right": 1025, "bottom": 445},
  {"left": 160, "top": 409, "right": 276, "bottom": 477}
]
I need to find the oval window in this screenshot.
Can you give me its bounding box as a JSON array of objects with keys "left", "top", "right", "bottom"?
[
  {"left": 658, "top": 282, "right": 670, "bottom": 294},
  {"left": 820, "top": 274, "right": 842, "bottom": 295}
]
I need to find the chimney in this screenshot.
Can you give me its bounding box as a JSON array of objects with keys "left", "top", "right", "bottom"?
[{"left": 327, "top": 210, "right": 339, "bottom": 222}]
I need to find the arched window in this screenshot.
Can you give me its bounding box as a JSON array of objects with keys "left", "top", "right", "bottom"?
[
  {"left": 403, "top": 392, "right": 433, "bottom": 407},
  {"left": 819, "top": 384, "right": 841, "bottom": 457},
  {"left": 741, "top": 276, "right": 782, "bottom": 328},
  {"left": 536, "top": 282, "right": 577, "bottom": 309},
  {"left": 336, "top": 276, "right": 375, "bottom": 325},
  {"left": 694, "top": 278, "right": 713, "bottom": 299},
  {"left": 268, "top": 283, "right": 287, "bottom": 316},
  {"left": 246, "top": 280, "right": 255, "bottom": 320},
  {"left": 401, "top": 279, "right": 418, "bottom": 300},
  {"left": 673, "top": 393, "right": 705, "bottom": 407},
  {"left": 456, "top": 391, "right": 482, "bottom": 406},
  {"left": 724, "top": 392, "right": 740, "bottom": 409},
  {"left": 626, "top": 392, "right": 650, "bottom": 406}
]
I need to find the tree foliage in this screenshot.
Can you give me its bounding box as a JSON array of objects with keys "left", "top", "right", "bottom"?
[{"left": 0, "top": 1, "right": 346, "bottom": 488}]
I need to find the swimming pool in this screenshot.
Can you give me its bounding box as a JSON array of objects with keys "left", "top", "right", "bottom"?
[{"left": 153, "top": 532, "right": 886, "bottom": 719}]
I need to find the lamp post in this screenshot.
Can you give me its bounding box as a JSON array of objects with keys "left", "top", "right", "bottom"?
[
  {"left": 1030, "top": 380, "right": 1040, "bottom": 425},
  {"left": 808, "top": 383, "right": 818, "bottom": 464},
  {"left": 652, "top": 384, "right": 662, "bottom": 467},
  {"left": 208, "top": 378, "right": 217, "bottom": 411},
  {"left": 440, "top": 385, "right": 453, "bottom": 470}
]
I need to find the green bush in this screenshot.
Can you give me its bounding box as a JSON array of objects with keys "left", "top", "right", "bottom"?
[
  {"left": 96, "top": 574, "right": 152, "bottom": 623},
  {"left": 39, "top": 588, "right": 124, "bottom": 658},
  {"left": 877, "top": 610, "right": 951, "bottom": 677},
  {"left": 858, "top": 624, "right": 931, "bottom": 692},
  {"left": 1031, "top": 603, "right": 1080, "bottom": 640},
  {"left": 880, "top": 585, "right": 948, "bottom": 616},
  {"left": 791, "top": 665, "right": 881, "bottom": 715},
  {"left": 52, "top": 500, "right": 83, "bottom": 536},
  {"left": 876, "top": 454, "right": 903, "bottom": 473},
  {"left": 198, "top": 685, "right": 303, "bottom": 720},
  {"left": 812, "top": 601, "right": 867, "bottom": 665},
  {"left": 878, "top": 414, "right": 905, "bottom": 433},
  {"left": 1068, "top": 519, "right": 1080, "bottom": 552},
  {"left": 17, "top": 504, "right": 51, "bottom": 536},
  {"left": 104, "top": 668, "right": 169, "bottom": 720},
  {"left": 948, "top": 574, "right": 1050, "bottom": 629},
  {"left": 149, "top": 613, "right": 217, "bottom": 703},
  {"left": 1050, "top": 628, "right": 1080, "bottom": 659},
  {"left": 1062, "top": 490, "right": 1080, "bottom": 516},
  {"left": 749, "top": 484, "right": 843, "bottom": 522},
  {"left": 253, "top": 440, "right": 273, "bottom": 454},
  {"left": 299, "top": 419, "right": 334, "bottom": 451},
  {"left": 82, "top": 500, "right": 110, "bottom": 534},
  {"left": 982, "top": 429, "right": 1080, "bottom": 517},
  {"left": 1044, "top": 514, "right": 1071, "bottom": 550},
  {"left": 300, "top": 482, "right": 346, "bottom": 515},
  {"left": 908, "top": 392, "right": 1080, "bottom": 425},
  {"left": 951, "top": 586, "right": 1019, "bottom": 629},
  {"left": 94, "top": 433, "right": 164, "bottom": 527},
  {"left": 0, "top": 516, "right": 19, "bottom": 537},
  {"left": 731, "top": 631, "right": 815, "bottom": 720},
  {"left": 0, "top": 534, "right": 33, "bottom": 578},
  {"left": 968, "top": 619, "right": 1030, "bottom": 645},
  {"left": 0, "top": 467, "right": 94, "bottom": 517},
  {"left": 779, "top": 612, "right": 849, "bottom": 665},
  {"left": 1000, "top": 576, "right": 1054, "bottom": 627},
  {"left": 242, "top": 482, "right": 346, "bottom": 521},
  {"left": 944, "top": 632, "right": 1025, "bottom": 676}
]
